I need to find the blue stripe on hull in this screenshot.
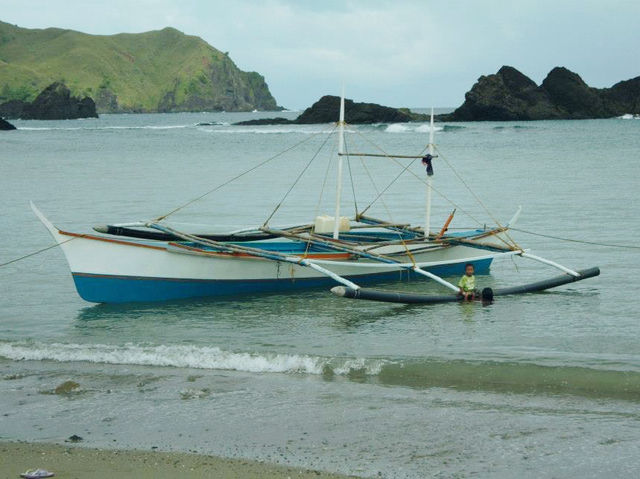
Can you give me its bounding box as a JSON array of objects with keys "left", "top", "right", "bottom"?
[{"left": 72, "top": 258, "right": 493, "bottom": 303}]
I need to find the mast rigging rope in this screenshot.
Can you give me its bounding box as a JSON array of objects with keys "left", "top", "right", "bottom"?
[
  {"left": 0, "top": 237, "right": 77, "bottom": 268},
  {"left": 509, "top": 228, "right": 640, "bottom": 250},
  {"left": 433, "top": 144, "right": 521, "bottom": 250},
  {"left": 343, "top": 137, "right": 359, "bottom": 216},
  {"left": 352, "top": 127, "right": 485, "bottom": 227},
  {"left": 154, "top": 130, "right": 327, "bottom": 222},
  {"left": 263, "top": 126, "right": 337, "bottom": 226}
]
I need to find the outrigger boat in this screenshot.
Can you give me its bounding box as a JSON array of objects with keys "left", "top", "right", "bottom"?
[{"left": 32, "top": 94, "right": 599, "bottom": 304}]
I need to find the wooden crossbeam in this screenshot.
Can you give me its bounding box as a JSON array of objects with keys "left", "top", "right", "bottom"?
[{"left": 338, "top": 153, "right": 438, "bottom": 159}]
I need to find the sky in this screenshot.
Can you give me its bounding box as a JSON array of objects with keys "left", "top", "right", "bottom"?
[{"left": 2, "top": 0, "right": 639, "bottom": 109}]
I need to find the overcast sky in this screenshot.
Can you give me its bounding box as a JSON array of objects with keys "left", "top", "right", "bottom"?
[{"left": 3, "top": 0, "right": 639, "bottom": 109}]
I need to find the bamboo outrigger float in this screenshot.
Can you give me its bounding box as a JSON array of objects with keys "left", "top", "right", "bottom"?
[
  {"left": 331, "top": 267, "right": 601, "bottom": 304},
  {"left": 32, "top": 93, "right": 599, "bottom": 304}
]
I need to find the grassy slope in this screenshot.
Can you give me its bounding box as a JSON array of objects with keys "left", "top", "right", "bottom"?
[{"left": 0, "top": 21, "right": 277, "bottom": 112}]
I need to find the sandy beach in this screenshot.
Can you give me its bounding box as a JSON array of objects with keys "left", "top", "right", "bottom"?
[{"left": 0, "top": 442, "right": 354, "bottom": 479}]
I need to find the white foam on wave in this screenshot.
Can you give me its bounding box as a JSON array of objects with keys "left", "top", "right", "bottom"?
[
  {"left": 134, "top": 125, "right": 192, "bottom": 130},
  {"left": 18, "top": 127, "right": 83, "bottom": 131},
  {"left": 415, "top": 124, "right": 444, "bottom": 133},
  {"left": 17, "top": 124, "right": 194, "bottom": 131},
  {"left": 203, "top": 128, "right": 337, "bottom": 135},
  {"left": 385, "top": 124, "right": 410, "bottom": 133},
  {"left": 0, "top": 341, "right": 386, "bottom": 376},
  {"left": 385, "top": 123, "right": 444, "bottom": 133}
]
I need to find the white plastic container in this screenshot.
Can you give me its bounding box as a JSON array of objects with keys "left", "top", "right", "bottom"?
[{"left": 314, "top": 215, "right": 350, "bottom": 234}]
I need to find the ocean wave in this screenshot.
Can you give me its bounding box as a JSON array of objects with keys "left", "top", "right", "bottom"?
[
  {"left": 18, "top": 124, "right": 194, "bottom": 131},
  {"left": 377, "top": 359, "right": 640, "bottom": 400},
  {"left": 17, "top": 124, "right": 349, "bottom": 134},
  {"left": 202, "top": 128, "right": 339, "bottom": 135},
  {"left": 493, "top": 125, "right": 535, "bottom": 130},
  {"left": 385, "top": 123, "right": 444, "bottom": 133},
  {"left": 619, "top": 113, "right": 640, "bottom": 120},
  {"left": 0, "top": 341, "right": 385, "bottom": 376},
  {"left": 3, "top": 341, "right": 638, "bottom": 400}
]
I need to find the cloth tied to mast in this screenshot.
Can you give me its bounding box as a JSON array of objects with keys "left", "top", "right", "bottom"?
[{"left": 422, "top": 154, "right": 434, "bottom": 176}]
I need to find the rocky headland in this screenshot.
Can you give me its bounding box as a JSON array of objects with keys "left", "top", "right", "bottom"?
[
  {"left": 439, "top": 66, "right": 640, "bottom": 121},
  {"left": 0, "top": 82, "right": 98, "bottom": 120},
  {"left": 0, "top": 21, "right": 279, "bottom": 113}
]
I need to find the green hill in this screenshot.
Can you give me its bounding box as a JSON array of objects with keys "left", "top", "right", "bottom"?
[{"left": 0, "top": 21, "right": 279, "bottom": 113}]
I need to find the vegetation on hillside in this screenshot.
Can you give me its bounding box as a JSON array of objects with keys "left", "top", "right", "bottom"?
[{"left": 0, "top": 21, "right": 278, "bottom": 113}]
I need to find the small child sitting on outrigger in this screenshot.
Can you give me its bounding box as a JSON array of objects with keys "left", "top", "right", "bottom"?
[{"left": 458, "top": 263, "right": 479, "bottom": 300}]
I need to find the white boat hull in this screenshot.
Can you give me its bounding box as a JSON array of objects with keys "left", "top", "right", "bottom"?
[{"left": 33, "top": 206, "right": 511, "bottom": 303}]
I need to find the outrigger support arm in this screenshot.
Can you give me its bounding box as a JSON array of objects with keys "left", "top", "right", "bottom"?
[
  {"left": 148, "top": 222, "right": 362, "bottom": 290},
  {"left": 410, "top": 267, "right": 460, "bottom": 293},
  {"left": 518, "top": 252, "right": 581, "bottom": 277},
  {"left": 507, "top": 206, "right": 522, "bottom": 228},
  {"left": 261, "top": 227, "right": 460, "bottom": 292},
  {"left": 302, "top": 260, "right": 360, "bottom": 290}
]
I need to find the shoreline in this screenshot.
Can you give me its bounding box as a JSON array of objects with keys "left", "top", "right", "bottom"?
[{"left": 0, "top": 441, "right": 356, "bottom": 479}]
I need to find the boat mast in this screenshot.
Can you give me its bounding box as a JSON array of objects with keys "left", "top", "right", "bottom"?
[
  {"left": 424, "top": 107, "right": 434, "bottom": 240},
  {"left": 333, "top": 89, "right": 346, "bottom": 239}
]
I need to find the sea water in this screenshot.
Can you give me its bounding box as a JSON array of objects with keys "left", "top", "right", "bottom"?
[{"left": 1, "top": 111, "right": 639, "bottom": 478}]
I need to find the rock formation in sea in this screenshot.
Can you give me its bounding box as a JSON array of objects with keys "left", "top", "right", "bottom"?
[
  {"left": 235, "top": 117, "right": 293, "bottom": 126},
  {"left": 236, "top": 96, "right": 428, "bottom": 125},
  {"left": 0, "top": 83, "right": 98, "bottom": 120},
  {"left": 0, "top": 117, "right": 17, "bottom": 130},
  {"left": 440, "top": 66, "right": 640, "bottom": 121},
  {"left": 0, "top": 100, "right": 26, "bottom": 119}
]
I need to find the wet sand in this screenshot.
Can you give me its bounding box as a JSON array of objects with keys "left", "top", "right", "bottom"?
[{"left": 0, "top": 441, "right": 354, "bottom": 479}]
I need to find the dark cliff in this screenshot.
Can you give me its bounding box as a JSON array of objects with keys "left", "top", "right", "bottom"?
[
  {"left": 236, "top": 96, "right": 428, "bottom": 125},
  {"left": 0, "top": 117, "right": 16, "bottom": 130},
  {"left": 441, "top": 66, "right": 640, "bottom": 121},
  {"left": 0, "top": 82, "right": 98, "bottom": 120}
]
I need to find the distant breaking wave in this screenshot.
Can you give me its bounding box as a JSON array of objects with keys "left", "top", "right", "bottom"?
[
  {"left": 201, "top": 127, "right": 343, "bottom": 135},
  {"left": 15, "top": 123, "right": 469, "bottom": 134},
  {"left": 383, "top": 124, "right": 466, "bottom": 133},
  {"left": 619, "top": 113, "right": 640, "bottom": 119},
  {"left": 2, "top": 341, "right": 640, "bottom": 400},
  {"left": 384, "top": 123, "right": 444, "bottom": 133},
  {"left": 18, "top": 124, "right": 197, "bottom": 131}
]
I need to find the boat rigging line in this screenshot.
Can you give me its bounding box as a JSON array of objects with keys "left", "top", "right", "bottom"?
[
  {"left": 358, "top": 153, "right": 423, "bottom": 217},
  {"left": 509, "top": 228, "right": 640, "bottom": 250},
  {"left": 351, "top": 127, "right": 486, "bottom": 227},
  {"left": 433, "top": 144, "right": 521, "bottom": 250},
  {"left": 343, "top": 134, "right": 422, "bottom": 267},
  {"left": 153, "top": 128, "right": 328, "bottom": 222},
  {"left": 313, "top": 141, "right": 336, "bottom": 220},
  {"left": 0, "top": 236, "right": 77, "bottom": 268},
  {"left": 344, "top": 139, "right": 359, "bottom": 216},
  {"left": 262, "top": 125, "right": 337, "bottom": 226},
  {"left": 354, "top": 138, "right": 397, "bottom": 222}
]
